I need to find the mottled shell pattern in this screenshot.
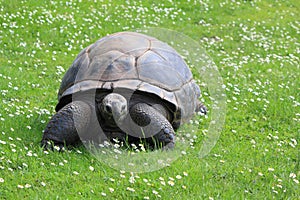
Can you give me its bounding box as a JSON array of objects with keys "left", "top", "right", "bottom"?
[{"left": 57, "top": 32, "right": 201, "bottom": 125}]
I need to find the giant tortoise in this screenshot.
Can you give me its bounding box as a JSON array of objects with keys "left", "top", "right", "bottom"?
[{"left": 41, "top": 31, "right": 206, "bottom": 150}]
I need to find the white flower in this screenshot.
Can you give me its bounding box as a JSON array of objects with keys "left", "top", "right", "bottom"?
[
  {"left": 290, "top": 138, "right": 297, "bottom": 145},
  {"left": 272, "top": 189, "right": 278, "bottom": 194},
  {"left": 152, "top": 190, "right": 159, "bottom": 195},
  {"left": 168, "top": 180, "right": 175, "bottom": 186},
  {"left": 109, "top": 178, "right": 115, "bottom": 182},
  {"left": 250, "top": 139, "right": 256, "bottom": 145},
  {"left": 89, "top": 166, "right": 94, "bottom": 171},
  {"left": 54, "top": 146, "right": 60, "bottom": 151},
  {"left": 126, "top": 187, "right": 135, "bottom": 192},
  {"left": 129, "top": 175, "right": 135, "bottom": 184},
  {"left": 73, "top": 171, "right": 79, "bottom": 175},
  {"left": 176, "top": 175, "right": 182, "bottom": 179},
  {"left": 120, "top": 174, "right": 126, "bottom": 178},
  {"left": 141, "top": 179, "right": 149, "bottom": 184},
  {"left": 289, "top": 173, "right": 296, "bottom": 179},
  {"left": 0, "top": 140, "right": 6, "bottom": 144},
  {"left": 26, "top": 152, "right": 33, "bottom": 157},
  {"left": 268, "top": 167, "right": 274, "bottom": 172}
]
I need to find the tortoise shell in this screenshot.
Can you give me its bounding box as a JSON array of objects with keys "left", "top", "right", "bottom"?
[{"left": 56, "top": 32, "right": 200, "bottom": 125}]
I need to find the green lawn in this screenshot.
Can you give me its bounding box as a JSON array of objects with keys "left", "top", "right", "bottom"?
[{"left": 0, "top": 0, "right": 299, "bottom": 199}]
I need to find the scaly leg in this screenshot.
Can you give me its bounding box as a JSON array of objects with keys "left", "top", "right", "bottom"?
[
  {"left": 128, "top": 103, "right": 175, "bottom": 150},
  {"left": 41, "top": 101, "right": 93, "bottom": 150}
]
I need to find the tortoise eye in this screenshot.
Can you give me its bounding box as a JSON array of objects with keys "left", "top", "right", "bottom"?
[
  {"left": 121, "top": 105, "right": 126, "bottom": 111},
  {"left": 105, "top": 105, "right": 112, "bottom": 113}
]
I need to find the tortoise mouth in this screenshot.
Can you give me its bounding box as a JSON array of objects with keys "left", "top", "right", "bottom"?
[{"left": 112, "top": 111, "right": 127, "bottom": 124}]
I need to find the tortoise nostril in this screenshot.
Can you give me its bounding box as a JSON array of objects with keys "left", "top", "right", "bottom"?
[{"left": 105, "top": 104, "right": 112, "bottom": 113}]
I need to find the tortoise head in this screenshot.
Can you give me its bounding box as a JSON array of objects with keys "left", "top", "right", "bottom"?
[{"left": 99, "top": 93, "right": 128, "bottom": 125}]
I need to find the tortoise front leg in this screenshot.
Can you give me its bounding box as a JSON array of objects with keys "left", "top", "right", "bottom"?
[
  {"left": 41, "top": 101, "right": 93, "bottom": 150},
  {"left": 128, "top": 103, "right": 175, "bottom": 150}
]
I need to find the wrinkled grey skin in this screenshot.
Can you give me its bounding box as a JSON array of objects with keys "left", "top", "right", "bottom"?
[{"left": 41, "top": 32, "right": 207, "bottom": 150}]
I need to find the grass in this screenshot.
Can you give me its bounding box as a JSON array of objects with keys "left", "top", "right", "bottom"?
[{"left": 0, "top": 0, "right": 299, "bottom": 199}]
